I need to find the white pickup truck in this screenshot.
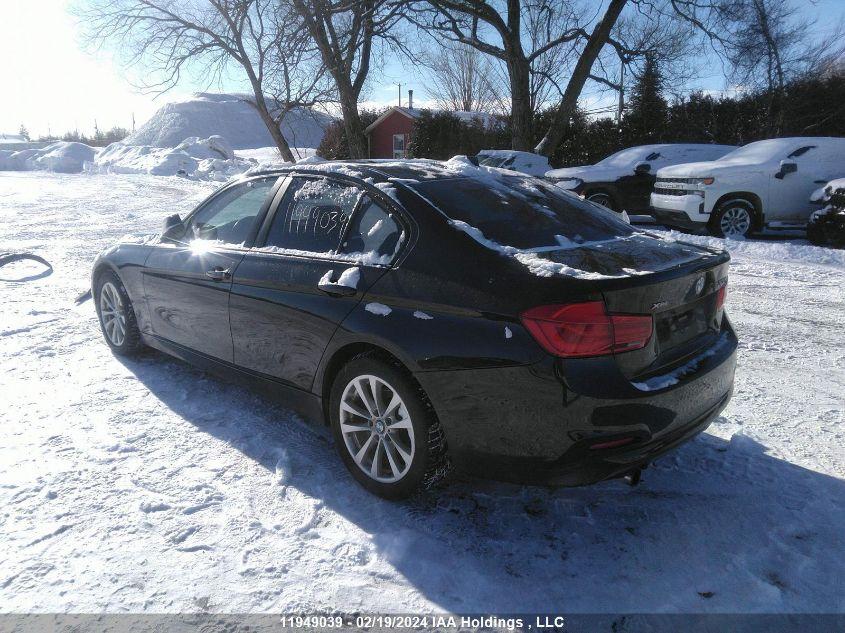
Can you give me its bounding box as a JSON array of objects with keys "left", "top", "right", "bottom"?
[{"left": 650, "top": 137, "right": 845, "bottom": 238}]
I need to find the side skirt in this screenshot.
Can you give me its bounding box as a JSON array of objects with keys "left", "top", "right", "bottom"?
[{"left": 141, "top": 333, "right": 325, "bottom": 424}]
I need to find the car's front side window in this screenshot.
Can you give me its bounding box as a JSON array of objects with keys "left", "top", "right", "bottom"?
[
  {"left": 186, "top": 177, "right": 276, "bottom": 246},
  {"left": 262, "top": 177, "right": 361, "bottom": 253}
]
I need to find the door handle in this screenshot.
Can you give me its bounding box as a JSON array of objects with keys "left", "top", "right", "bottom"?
[
  {"left": 205, "top": 267, "right": 231, "bottom": 281},
  {"left": 317, "top": 280, "right": 357, "bottom": 297}
]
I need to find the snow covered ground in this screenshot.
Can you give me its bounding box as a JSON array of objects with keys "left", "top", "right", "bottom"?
[{"left": 0, "top": 172, "right": 843, "bottom": 614}]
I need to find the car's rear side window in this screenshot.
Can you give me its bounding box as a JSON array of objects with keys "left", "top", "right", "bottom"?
[
  {"left": 340, "top": 196, "right": 403, "bottom": 260},
  {"left": 410, "top": 175, "right": 634, "bottom": 249},
  {"left": 263, "top": 177, "right": 360, "bottom": 252}
]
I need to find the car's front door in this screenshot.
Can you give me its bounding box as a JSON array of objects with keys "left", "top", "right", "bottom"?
[
  {"left": 229, "top": 175, "right": 406, "bottom": 389},
  {"left": 143, "top": 176, "right": 280, "bottom": 361}
]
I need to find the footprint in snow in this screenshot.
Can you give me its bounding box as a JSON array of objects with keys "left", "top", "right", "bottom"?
[{"left": 139, "top": 501, "right": 171, "bottom": 513}]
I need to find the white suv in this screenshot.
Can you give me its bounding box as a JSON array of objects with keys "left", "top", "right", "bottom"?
[{"left": 650, "top": 137, "right": 845, "bottom": 238}]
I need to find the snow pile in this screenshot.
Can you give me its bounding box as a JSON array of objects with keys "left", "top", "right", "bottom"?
[
  {"left": 0, "top": 142, "right": 95, "bottom": 173},
  {"left": 125, "top": 93, "right": 333, "bottom": 149},
  {"left": 0, "top": 134, "right": 296, "bottom": 181},
  {"left": 0, "top": 132, "right": 28, "bottom": 144},
  {"left": 236, "top": 146, "right": 315, "bottom": 164},
  {"left": 89, "top": 135, "right": 258, "bottom": 181},
  {"left": 177, "top": 135, "right": 234, "bottom": 160}
]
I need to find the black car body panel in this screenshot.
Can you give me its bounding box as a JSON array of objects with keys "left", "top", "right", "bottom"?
[
  {"left": 568, "top": 174, "right": 655, "bottom": 212},
  {"left": 92, "top": 161, "right": 738, "bottom": 486}
]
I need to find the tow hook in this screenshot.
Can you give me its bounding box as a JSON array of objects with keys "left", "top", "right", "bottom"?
[{"left": 625, "top": 467, "right": 645, "bottom": 487}]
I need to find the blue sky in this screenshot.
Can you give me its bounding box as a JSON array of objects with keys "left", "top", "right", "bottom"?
[{"left": 1, "top": 0, "right": 842, "bottom": 138}]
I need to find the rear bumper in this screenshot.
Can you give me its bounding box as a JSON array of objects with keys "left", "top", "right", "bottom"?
[{"left": 416, "top": 321, "right": 738, "bottom": 486}]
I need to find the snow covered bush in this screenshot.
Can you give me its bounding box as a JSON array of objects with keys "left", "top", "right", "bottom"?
[{"left": 808, "top": 179, "right": 845, "bottom": 248}]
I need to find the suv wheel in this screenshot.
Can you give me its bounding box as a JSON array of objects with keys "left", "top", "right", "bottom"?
[
  {"left": 95, "top": 271, "right": 143, "bottom": 356},
  {"left": 329, "top": 354, "right": 449, "bottom": 499},
  {"left": 710, "top": 199, "right": 755, "bottom": 238}
]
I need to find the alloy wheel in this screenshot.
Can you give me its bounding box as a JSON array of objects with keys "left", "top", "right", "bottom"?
[
  {"left": 719, "top": 206, "right": 752, "bottom": 237},
  {"left": 339, "top": 374, "right": 415, "bottom": 483},
  {"left": 99, "top": 281, "right": 126, "bottom": 347}
]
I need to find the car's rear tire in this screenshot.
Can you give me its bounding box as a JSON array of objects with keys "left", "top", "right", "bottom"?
[
  {"left": 585, "top": 190, "right": 616, "bottom": 211},
  {"left": 329, "top": 353, "right": 450, "bottom": 499},
  {"left": 709, "top": 199, "right": 756, "bottom": 238},
  {"left": 95, "top": 270, "right": 143, "bottom": 356}
]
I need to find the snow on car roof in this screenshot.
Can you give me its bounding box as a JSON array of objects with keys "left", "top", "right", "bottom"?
[
  {"left": 258, "top": 156, "right": 542, "bottom": 183},
  {"left": 476, "top": 149, "right": 544, "bottom": 158},
  {"left": 595, "top": 143, "right": 736, "bottom": 167},
  {"left": 716, "top": 137, "right": 845, "bottom": 164}
]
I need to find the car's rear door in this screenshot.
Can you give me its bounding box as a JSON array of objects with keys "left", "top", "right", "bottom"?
[
  {"left": 617, "top": 151, "right": 659, "bottom": 211},
  {"left": 767, "top": 145, "right": 825, "bottom": 223},
  {"left": 143, "top": 176, "right": 280, "bottom": 361},
  {"left": 229, "top": 174, "right": 407, "bottom": 390}
]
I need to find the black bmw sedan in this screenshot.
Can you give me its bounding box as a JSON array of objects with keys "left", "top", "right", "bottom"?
[{"left": 92, "top": 158, "right": 737, "bottom": 499}]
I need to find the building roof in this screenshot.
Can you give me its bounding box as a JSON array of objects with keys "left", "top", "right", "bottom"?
[{"left": 364, "top": 106, "right": 500, "bottom": 134}]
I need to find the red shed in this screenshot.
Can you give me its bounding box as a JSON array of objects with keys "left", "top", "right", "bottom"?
[
  {"left": 364, "top": 107, "right": 419, "bottom": 159},
  {"left": 364, "top": 106, "right": 500, "bottom": 159}
]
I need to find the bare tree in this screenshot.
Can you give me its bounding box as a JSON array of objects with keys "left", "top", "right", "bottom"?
[
  {"left": 725, "top": 0, "right": 844, "bottom": 135},
  {"left": 533, "top": 0, "right": 628, "bottom": 156},
  {"left": 586, "top": 10, "right": 697, "bottom": 122},
  {"left": 407, "top": 0, "right": 591, "bottom": 151},
  {"left": 535, "top": 0, "right": 773, "bottom": 156},
  {"left": 291, "top": 0, "right": 404, "bottom": 158},
  {"left": 421, "top": 43, "right": 507, "bottom": 112},
  {"left": 80, "top": 0, "right": 332, "bottom": 162}
]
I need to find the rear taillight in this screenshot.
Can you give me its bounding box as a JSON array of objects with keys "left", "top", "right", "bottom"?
[
  {"left": 716, "top": 282, "right": 727, "bottom": 310},
  {"left": 520, "top": 301, "right": 653, "bottom": 358}
]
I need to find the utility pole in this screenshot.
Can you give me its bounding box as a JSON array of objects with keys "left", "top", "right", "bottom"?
[
  {"left": 617, "top": 63, "right": 625, "bottom": 127},
  {"left": 397, "top": 83, "right": 401, "bottom": 107}
]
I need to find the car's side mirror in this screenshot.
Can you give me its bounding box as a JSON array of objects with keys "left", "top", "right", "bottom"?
[
  {"left": 634, "top": 163, "right": 651, "bottom": 175},
  {"left": 161, "top": 213, "right": 185, "bottom": 242},
  {"left": 775, "top": 161, "right": 797, "bottom": 179}
]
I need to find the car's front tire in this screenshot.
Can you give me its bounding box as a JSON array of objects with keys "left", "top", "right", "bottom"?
[
  {"left": 709, "top": 199, "right": 756, "bottom": 238},
  {"left": 329, "top": 354, "right": 449, "bottom": 499},
  {"left": 95, "top": 270, "right": 143, "bottom": 356}
]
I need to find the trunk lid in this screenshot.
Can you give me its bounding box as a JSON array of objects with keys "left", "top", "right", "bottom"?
[{"left": 535, "top": 233, "right": 729, "bottom": 379}]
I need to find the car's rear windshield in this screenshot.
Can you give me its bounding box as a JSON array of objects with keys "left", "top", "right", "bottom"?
[{"left": 409, "top": 174, "right": 634, "bottom": 249}]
